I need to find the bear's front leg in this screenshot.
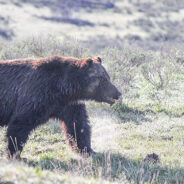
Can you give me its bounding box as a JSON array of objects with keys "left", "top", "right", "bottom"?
[{"left": 61, "top": 103, "right": 95, "bottom": 154}]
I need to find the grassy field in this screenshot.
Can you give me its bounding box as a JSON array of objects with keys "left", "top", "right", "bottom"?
[
  {"left": 1, "top": 0, "right": 184, "bottom": 52},
  {"left": 0, "top": 0, "right": 184, "bottom": 183},
  {"left": 0, "top": 38, "right": 184, "bottom": 184}
]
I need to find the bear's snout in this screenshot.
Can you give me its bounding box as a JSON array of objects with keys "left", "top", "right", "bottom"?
[{"left": 113, "top": 90, "right": 122, "bottom": 100}]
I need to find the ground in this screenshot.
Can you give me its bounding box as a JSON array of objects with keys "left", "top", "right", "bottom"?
[
  {"left": 0, "top": 105, "right": 184, "bottom": 183},
  {"left": 1, "top": 0, "right": 184, "bottom": 52},
  {"left": 0, "top": 0, "right": 184, "bottom": 183}
]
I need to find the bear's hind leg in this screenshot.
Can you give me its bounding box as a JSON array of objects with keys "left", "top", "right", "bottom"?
[{"left": 6, "top": 117, "right": 39, "bottom": 159}]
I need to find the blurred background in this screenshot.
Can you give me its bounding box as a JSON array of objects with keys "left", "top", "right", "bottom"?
[{"left": 1, "top": 0, "right": 184, "bottom": 53}]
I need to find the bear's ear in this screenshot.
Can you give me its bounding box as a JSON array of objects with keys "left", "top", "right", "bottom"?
[
  {"left": 94, "top": 56, "right": 102, "bottom": 63},
  {"left": 83, "top": 58, "right": 93, "bottom": 68}
]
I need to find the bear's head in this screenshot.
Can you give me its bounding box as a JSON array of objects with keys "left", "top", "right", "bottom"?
[{"left": 80, "top": 56, "right": 121, "bottom": 105}]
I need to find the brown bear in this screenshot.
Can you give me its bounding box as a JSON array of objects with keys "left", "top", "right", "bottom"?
[{"left": 0, "top": 55, "right": 121, "bottom": 159}]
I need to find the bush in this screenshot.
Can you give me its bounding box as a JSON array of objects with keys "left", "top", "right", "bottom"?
[{"left": 0, "top": 35, "right": 90, "bottom": 60}]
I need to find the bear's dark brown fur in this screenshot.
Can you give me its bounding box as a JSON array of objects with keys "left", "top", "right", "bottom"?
[{"left": 0, "top": 55, "right": 121, "bottom": 159}]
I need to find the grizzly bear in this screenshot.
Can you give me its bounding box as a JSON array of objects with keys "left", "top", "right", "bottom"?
[{"left": 0, "top": 55, "right": 121, "bottom": 159}]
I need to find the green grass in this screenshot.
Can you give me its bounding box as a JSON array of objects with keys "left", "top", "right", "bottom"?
[
  {"left": 0, "top": 160, "right": 112, "bottom": 184},
  {"left": 0, "top": 111, "right": 184, "bottom": 183},
  {"left": 0, "top": 37, "right": 184, "bottom": 183},
  {"left": 1, "top": 0, "right": 184, "bottom": 183}
]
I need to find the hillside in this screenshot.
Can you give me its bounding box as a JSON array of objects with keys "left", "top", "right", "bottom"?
[
  {"left": 0, "top": 1, "right": 184, "bottom": 184},
  {"left": 1, "top": 0, "right": 184, "bottom": 52}
]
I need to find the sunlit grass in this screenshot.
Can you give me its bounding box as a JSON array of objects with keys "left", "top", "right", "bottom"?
[{"left": 0, "top": 36, "right": 184, "bottom": 183}]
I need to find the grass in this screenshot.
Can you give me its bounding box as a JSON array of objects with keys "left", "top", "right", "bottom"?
[
  {"left": 0, "top": 0, "right": 184, "bottom": 183},
  {"left": 1, "top": 114, "right": 184, "bottom": 183},
  {"left": 1, "top": 0, "right": 184, "bottom": 53},
  {"left": 0, "top": 160, "right": 112, "bottom": 184},
  {"left": 0, "top": 37, "right": 184, "bottom": 183}
]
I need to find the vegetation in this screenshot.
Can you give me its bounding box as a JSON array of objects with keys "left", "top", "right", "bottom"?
[
  {"left": 0, "top": 37, "right": 184, "bottom": 184},
  {"left": 0, "top": 0, "right": 184, "bottom": 183}
]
